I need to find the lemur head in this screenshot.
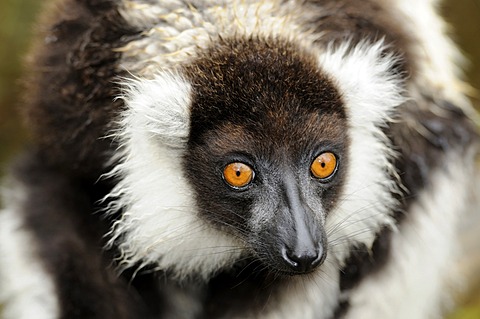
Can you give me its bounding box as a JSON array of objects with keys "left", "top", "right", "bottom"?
[
  {"left": 182, "top": 38, "right": 348, "bottom": 274},
  {"left": 109, "top": 36, "right": 404, "bottom": 280}
]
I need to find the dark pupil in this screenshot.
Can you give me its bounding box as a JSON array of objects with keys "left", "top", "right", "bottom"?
[
  {"left": 321, "top": 162, "right": 326, "bottom": 168},
  {"left": 236, "top": 170, "right": 241, "bottom": 177}
]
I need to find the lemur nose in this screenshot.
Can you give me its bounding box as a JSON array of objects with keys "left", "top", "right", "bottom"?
[{"left": 281, "top": 245, "right": 324, "bottom": 273}]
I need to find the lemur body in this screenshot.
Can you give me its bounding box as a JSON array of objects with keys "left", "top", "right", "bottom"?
[{"left": 0, "top": 0, "right": 478, "bottom": 318}]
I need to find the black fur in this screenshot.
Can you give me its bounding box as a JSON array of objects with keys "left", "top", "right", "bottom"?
[
  {"left": 392, "top": 98, "right": 479, "bottom": 216},
  {"left": 181, "top": 37, "right": 350, "bottom": 278},
  {"left": 183, "top": 38, "right": 347, "bottom": 232},
  {"left": 10, "top": 150, "right": 149, "bottom": 318},
  {"left": 23, "top": 0, "right": 140, "bottom": 179}
]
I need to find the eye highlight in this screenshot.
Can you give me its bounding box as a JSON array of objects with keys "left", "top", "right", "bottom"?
[
  {"left": 311, "top": 152, "right": 337, "bottom": 180},
  {"left": 223, "top": 162, "right": 254, "bottom": 189}
]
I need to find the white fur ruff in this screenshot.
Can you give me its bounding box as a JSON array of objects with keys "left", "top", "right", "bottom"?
[
  {"left": 107, "top": 72, "right": 245, "bottom": 280},
  {"left": 345, "top": 154, "right": 472, "bottom": 319}
]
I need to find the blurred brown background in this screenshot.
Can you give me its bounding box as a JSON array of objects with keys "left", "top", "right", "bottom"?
[{"left": 0, "top": 0, "right": 479, "bottom": 318}]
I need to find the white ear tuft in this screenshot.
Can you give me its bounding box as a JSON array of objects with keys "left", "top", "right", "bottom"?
[
  {"left": 118, "top": 72, "right": 192, "bottom": 149},
  {"left": 319, "top": 40, "right": 405, "bottom": 125}
]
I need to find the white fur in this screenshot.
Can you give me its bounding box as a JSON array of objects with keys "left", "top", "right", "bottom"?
[
  {"left": 117, "top": 0, "right": 318, "bottom": 76},
  {"left": 319, "top": 41, "right": 405, "bottom": 263},
  {"left": 107, "top": 72, "right": 245, "bottom": 280},
  {"left": 115, "top": 73, "right": 192, "bottom": 148},
  {"left": 259, "top": 261, "right": 342, "bottom": 319},
  {"left": 0, "top": 183, "right": 59, "bottom": 319},
  {"left": 345, "top": 153, "right": 472, "bottom": 319}
]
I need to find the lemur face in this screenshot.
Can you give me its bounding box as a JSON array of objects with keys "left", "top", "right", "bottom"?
[
  {"left": 110, "top": 35, "right": 403, "bottom": 280},
  {"left": 183, "top": 38, "right": 349, "bottom": 274}
]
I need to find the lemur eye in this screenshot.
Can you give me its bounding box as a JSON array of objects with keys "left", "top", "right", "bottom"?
[
  {"left": 311, "top": 152, "right": 337, "bottom": 180},
  {"left": 223, "top": 162, "right": 254, "bottom": 189}
]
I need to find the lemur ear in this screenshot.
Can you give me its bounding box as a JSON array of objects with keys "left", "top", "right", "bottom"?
[
  {"left": 118, "top": 72, "right": 192, "bottom": 149},
  {"left": 319, "top": 41, "right": 405, "bottom": 126}
]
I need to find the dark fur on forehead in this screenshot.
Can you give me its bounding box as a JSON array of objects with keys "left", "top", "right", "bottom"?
[
  {"left": 181, "top": 37, "right": 349, "bottom": 233},
  {"left": 183, "top": 36, "right": 347, "bottom": 148}
]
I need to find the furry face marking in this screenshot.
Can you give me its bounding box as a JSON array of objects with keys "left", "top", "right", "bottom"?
[{"left": 182, "top": 38, "right": 349, "bottom": 274}]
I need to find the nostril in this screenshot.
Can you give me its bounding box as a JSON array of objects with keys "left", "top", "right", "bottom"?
[
  {"left": 281, "top": 247, "right": 299, "bottom": 269},
  {"left": 281, "top": 246, "right": 324, "bottom": 273}
]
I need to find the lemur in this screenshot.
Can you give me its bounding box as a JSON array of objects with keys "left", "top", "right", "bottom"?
[{"left": 0, "top": 0, "right": 478, "bottom": 318}]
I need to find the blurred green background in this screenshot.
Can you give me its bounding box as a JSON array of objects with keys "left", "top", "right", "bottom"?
[
  {"left": 0, "top": 0, "right": 479, "bottom": 318},
  {"left": 0, "top": 0, "right": 41, "bottom": 167}
]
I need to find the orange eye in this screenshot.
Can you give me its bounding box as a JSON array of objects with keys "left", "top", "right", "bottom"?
[
  {"left": 223, "top": 162, "right": 254, "bottom": 188},
  {"left": 311, "top": 152, "right": 337, "bottom": 180}
]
